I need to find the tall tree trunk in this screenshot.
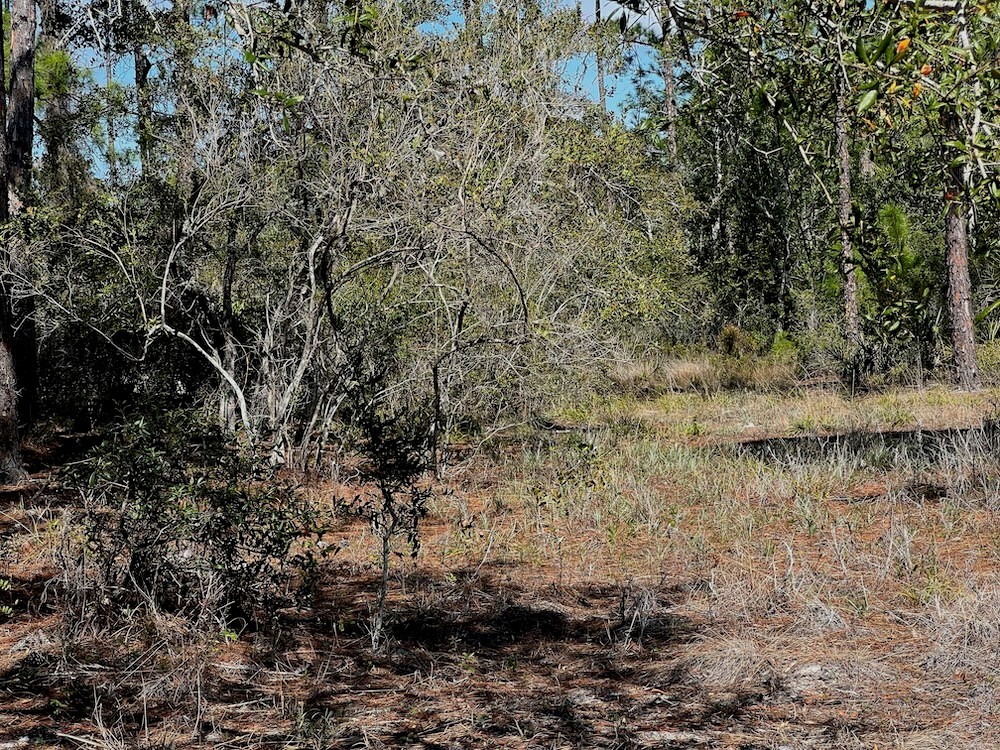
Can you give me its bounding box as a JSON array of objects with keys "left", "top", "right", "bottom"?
[
  {"left": 0, "top": 333, "right": 22, "bottom": 481},
  {"left": 0, "top": 0, "right": 29, "bottom": 481},
  {"left": 10, "top": 0, "right": 35, "bottom": 206},
  {"left": 135, "top": 46, "right": 154, "bottom": 176},
  {"left": 944, "top": 0, "right": 980, "bottom": 390},
  {"left": 659, "top": 4, "right": 677, "bottom": 162},
  {"left": 219, "top": 227, "right": 240, "bottom": 432},
  {"left": 595, "top": 0, "right": 607, "bottom": 113},
  {"left": 943, "top": 109, "right": 980, "bottom": 390},
  {"left": 835, "top": 88, "right": 860, "bottom": 349},
  {"left": 172, "top": 0, "right": 197, "bottom": 204},
  {"left": 0, "top": 30, "right": 19, "bottom": 482},
  {"left": 7, "top": 0, "right": 37, "bottom": 432}
]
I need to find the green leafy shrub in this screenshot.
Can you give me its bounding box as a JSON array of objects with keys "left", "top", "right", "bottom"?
[
  {"left": 60, "top": 412, "right": 321, "bottom": 629},
  {"left": 977, "top": 340, "right": 1000, "bottom": 385},
  {"left": 718, "top": 325, "right": 759, "bottom": 358},
  {"left": 771, "top": 330, "right": 798, "bottom": 362},
  {"left": 338, "top": 401, "right": 435, "bottom": 651}
]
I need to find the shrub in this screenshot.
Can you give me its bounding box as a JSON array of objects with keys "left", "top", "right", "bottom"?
[
  {"left": 977, "top": 340, "right": 1000, "bottom": 385},
  {"left": 718, "top": 325, "right": 758, "bottom": 358},
  {"left": 770, "top": 330, "right": 798, "bottom": 362},
  {"left": 58, "top": 412, "right": 321, "bottom": 630},
  {"left": 338, "top": 404, "right": 434, "bottom": 651}
]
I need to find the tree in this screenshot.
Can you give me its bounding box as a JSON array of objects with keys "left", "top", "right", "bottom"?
[
  {"left": 0, "top": 0, "right": 39, "bottom": 481},
  {"left": 855, "top": 0, "right": 999, "bottom": 389},
  {"left": 658, "top": 2, "right": 678, "bottom": 162},
  {"left": 835, "top": 81, "right": 861, "bottom": 348},
  {"left": 596, "top": 0, "right": 608, "bottom": 113},
  {"left": 23, "top": 1, "right": 688, "bottom": 470}
]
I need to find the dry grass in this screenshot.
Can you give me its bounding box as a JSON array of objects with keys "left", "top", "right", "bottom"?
[
  {"left": 604, "top": 355, "right": 801, "bottom": 397},
  {"left": 3, "top": 387, "right": 1000, "bottom": 747}
]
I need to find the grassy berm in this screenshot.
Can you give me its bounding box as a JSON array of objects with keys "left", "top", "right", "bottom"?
[{"left": 3, "top": 386, "right": 1000, "bottom": 748}]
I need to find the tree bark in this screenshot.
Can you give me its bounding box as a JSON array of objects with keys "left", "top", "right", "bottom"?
[
  {"left": 7, "top": 0, "right": 37, "bottom": 433},
  {"left": 0, "top": 6, "right": 24, "bottom": 482},
  {"left": 943, "top": 110, "right": 980, "bottom": 390},
  {"left": 0, "top": 337, "right": 23, "bottom": 481},
  {"left": 9, "top": 0, "right": 35, "bottom": 207},
  {"left": 835, "top": 88, "right": 860, "bottom": 349},
  {"left": 219, "top": 227, "right": 240, "bottom": 432},
  {"left": 135, "top": 46, "right": 154, "bottom": 177},
  {"left": 859, "top": 144, "right": 875, "bottom": 178},
  {"left": 659, "top": 4, "right": 677, "bottom": 162}
]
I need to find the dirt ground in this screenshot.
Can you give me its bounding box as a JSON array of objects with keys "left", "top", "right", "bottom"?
[{"left": 3, "top": 387, "right": 1000, "bottom": 748}]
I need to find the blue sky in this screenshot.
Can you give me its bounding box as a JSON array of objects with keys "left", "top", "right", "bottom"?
[
  {"left": 570, "top": 0, "right": 662, "bottom": 118},
  {"left": 418, "top": 0, "right": 661, "bottom": 119}
]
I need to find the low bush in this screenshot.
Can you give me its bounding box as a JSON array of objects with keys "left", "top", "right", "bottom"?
[
  {"left": 977, "top": 340, "right": 1000, "bottom": 385},
  {"left": 718, "top": 325, "right": 760, "bottom": 358},
  {"left": 57, "top": 412, "right": 321, "bottom": 630}
]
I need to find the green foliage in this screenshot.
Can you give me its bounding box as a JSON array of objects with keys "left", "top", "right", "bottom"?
[
  {"left": 718, "top": 325, "right": 758, "bottom": 359},
  {"left": 35, "top": 47, "right": 74, "bottom": 100},
  {"left": 771, "top": 330, "right": 798, "bottom": 362},
  {"left": 336, "top": 391, "right": 435, "bottom": 650},
  {"left": 546, "top": 118, "right": 702, "bottom": 343},
  {"left": 40, "top": 323, "right": 214, "bottom": 431},
  {"left": 977, "top": 340, "right": 1000, "bottom": 385},
  {"left": 0, "top": 574, "right": 13, "bottom": 620},
  {"left": 62, "top": 412, "right": 321, "bottom": 628},
  {"left": 854, "top": 202, "right": 936, "bottom": 347}
]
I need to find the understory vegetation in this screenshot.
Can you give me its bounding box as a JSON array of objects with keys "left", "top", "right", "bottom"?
[
  {"left": 6, "top": 389, "right": 1000, "bottom": 747},
  {"left": 2, "top": 0, "right": 1000, "bottom": 747}
]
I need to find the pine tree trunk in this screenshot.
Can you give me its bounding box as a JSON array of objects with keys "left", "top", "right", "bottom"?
[
  {"left": 7, "top": 0, "right": 37, "bottom": 429},
  {"left": 943, "top": 109, "right": 980, "bottom": 390},
  {"left": 0, "top": 336, "right": 23, "bottom": 481},
  {"left": 0, "top": 6, "right": 24, "bottom": 482},
  {"left": 835, "top": 88, "right": 860, "bottom": 349},
  {"left": 9, "top": 0, "right": 35, "bottom": 206}
]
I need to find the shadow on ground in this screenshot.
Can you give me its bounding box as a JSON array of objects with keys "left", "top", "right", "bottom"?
[
  {"left": 733, "top": 424, "right": 1000, "bottom": 465},
  {"left": 2, "top": 562, "right": 746, "bottom": 748}
]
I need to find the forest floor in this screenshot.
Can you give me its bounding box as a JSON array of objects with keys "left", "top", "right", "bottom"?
[{"left": 3, "top": 385, "right": 1000, "bottom": 748}]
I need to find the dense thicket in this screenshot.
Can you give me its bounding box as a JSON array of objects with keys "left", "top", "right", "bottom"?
[{"left": 0, "top": 0, "right": 998, "bottom": 479}]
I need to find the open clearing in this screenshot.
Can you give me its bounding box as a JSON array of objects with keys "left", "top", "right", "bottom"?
[{"left": 3, "top": 386, "right": 1000, "bottom": 749}]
